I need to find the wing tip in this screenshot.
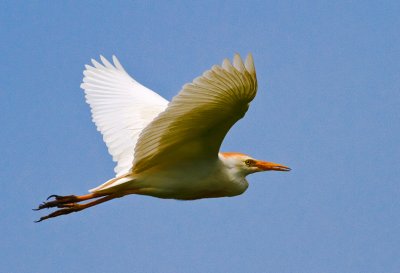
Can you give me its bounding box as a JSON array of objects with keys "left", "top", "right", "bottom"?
[
  {"left": 222, "top": 58, "right": 233, "bottom": 71},
  {"left": 112, "top": 55, "right": 126, "bottom": 71},
  {"left": 229, "top": 53, "right": 255, "bottom": 75},
  {"left": 245, "top": 53, "right": 255, "bottom": 75},
  {"left": 233, "top": 53, "right": 245, "bottom": 72}
]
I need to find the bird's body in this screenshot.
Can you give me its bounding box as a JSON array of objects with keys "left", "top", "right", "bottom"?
[
  {"left": 98, "top": 153, "right": 249, "bottom": 200},
  {"left": 35, "top": 53, "right": 290, "bottom": 222}
]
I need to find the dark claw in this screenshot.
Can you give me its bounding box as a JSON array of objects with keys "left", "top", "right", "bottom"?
[
  {"left": 47, "top": 194, "right": 61, "bottom": 200},
  {"left": 34, "top": 202, "right": 51, "bottom": 211},
  {"left": 32, "top": 202, "right": 47, "bottom": 211},
  {"left": 32, "top": 205, "right": 43, "bottom": 211}
]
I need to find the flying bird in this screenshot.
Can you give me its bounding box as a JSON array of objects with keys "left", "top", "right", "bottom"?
[{"left": 35, "top": 53, "right": 290, "bottom": 222}]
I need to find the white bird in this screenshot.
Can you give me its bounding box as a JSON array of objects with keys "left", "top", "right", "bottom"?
[{"left": 35, "top": 53, "right": 290, "bottom": 222}]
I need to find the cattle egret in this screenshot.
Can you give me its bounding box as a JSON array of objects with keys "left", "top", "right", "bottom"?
[{"left": 34, "top": 53, "right": 290, "bottom": 222}]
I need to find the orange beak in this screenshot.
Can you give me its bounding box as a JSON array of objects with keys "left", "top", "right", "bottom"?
[{"left": 255, "top": 161, "right": 291, "bottom": 172}]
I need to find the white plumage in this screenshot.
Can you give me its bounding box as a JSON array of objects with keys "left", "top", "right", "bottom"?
[
  {"left": 35, "top": 53, "right": 290, "bottom": 222},
  {"left": 81, "top": 56, "right": 168, "bottom": 180}
]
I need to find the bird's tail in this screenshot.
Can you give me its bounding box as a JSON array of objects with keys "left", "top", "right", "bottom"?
[{"left": 89, "top": 173, "right": 134, "bottom": 193}]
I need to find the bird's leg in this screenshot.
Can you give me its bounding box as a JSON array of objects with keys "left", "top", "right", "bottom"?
[
  {"left": 34, "top": 192, "right": 106, "bottom": 210},
  {"left": 35, "top": 193, "right": 122, "bottom": 223}
]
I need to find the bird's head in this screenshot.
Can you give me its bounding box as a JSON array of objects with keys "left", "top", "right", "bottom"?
[{"left": 220, "top": 152, "right": 291, "bottom": 176}]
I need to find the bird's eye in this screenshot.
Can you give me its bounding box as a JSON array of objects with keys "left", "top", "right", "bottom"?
[{"left": 245, "top": 159, "right": 254, "bottom": 166}]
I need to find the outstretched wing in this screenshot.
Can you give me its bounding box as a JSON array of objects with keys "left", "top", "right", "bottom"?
[
  {"left": 81, "top": 56, "right": 168, "bottom": 177},
  {"left": 132, "top": 54, "right": 257, "bottom": 174}
]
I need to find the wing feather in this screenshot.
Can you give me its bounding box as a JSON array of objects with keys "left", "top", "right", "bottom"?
[
  {"left": 132, "top": 54, "right": 257, "bottom": 174},
  {"left": 80, "top": 56, "right": 169, "bottom": 177}
]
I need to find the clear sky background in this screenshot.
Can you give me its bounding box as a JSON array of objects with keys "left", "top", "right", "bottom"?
[{"left": 1, "top": 1, "right": 399, "bottom": 272}]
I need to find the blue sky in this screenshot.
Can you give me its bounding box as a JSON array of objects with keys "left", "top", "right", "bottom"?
[{"left": 1, "top": 1, "right": 399, "bottom": 272}]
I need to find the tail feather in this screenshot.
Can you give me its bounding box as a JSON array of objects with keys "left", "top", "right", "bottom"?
[{"left": 89, "top": 173, "right": 134, "bottom": 193}]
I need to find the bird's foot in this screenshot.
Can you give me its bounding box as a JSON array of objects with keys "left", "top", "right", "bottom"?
[
  {"left": 33, "top": 194, "right": 80, "bottom": 210},
  {"left": 35, "top": 204, "right": 83, "bottom": 223},
  {"left": 34, "top": 192, "right": 121, "bottom": 222}
]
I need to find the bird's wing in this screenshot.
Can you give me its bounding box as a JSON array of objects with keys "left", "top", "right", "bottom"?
[
  {"left": 132, "top": 54, "right": 257, "bottom": 174},
  {"left": 81, "top": 56, "right": 169, "bottom": 177}
]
